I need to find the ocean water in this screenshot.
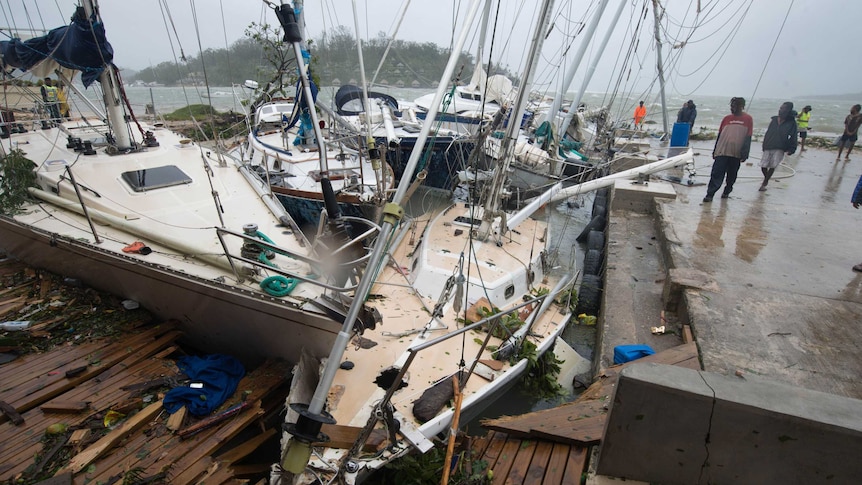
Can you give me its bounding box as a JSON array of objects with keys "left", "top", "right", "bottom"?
[{"left": 117, "top": 85, "right": 858, "bottom": 136}]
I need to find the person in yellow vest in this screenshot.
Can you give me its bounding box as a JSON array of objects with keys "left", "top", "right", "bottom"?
[
  {"left": 56, "top": 83, "right": 70, "bottom": 119},
  {"left": 633, "top": 100, "right": 646, "bottom": 129},
  {"left": 796, "top": 105, "right": 811, "bottom": 151},
  {"left": 40, "top": 78, "right": 61, "bottom": 121}
]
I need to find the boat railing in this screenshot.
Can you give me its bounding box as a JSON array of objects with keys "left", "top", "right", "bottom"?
[
  {"left": 215, "top": 224, "right": 377, "bottom": 293},
  {"left": 342, "top": 293, "right": 552, "bottom": 464}
]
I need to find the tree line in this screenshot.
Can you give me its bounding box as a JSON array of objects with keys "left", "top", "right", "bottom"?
[{"left": 128, "top": 24, "right": 516, "bottom": 89}]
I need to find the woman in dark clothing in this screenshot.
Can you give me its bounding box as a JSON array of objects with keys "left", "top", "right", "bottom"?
[{"left": 677, "top": 100, "right": 697, "bottom": 126}]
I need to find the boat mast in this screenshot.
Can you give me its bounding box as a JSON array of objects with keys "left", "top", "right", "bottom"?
[
  {"left": 479, "top": 0, "right": 555, "bottom": 239},
  {"left": 278, "top": 0, "right": 486, "bottom": 475},
  {"left": 277, "top": 1, "right": 328, "bottom": 175},
  {"left": 652, "top": 0, "right": 669, "bottom": 135},
  {"left": 542, "top": 0, "right": 610, "bottom": 132},
  {"left": 559, "top": 0, "right": 627, "bottom": 134},
  {"left": 350, "top": 0, "right": 373, "bottom": 123},
  {"left": 81, "top": 0, "right": 133, "bottom": 151}
]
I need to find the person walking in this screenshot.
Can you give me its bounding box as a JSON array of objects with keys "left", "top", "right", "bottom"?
[
  {"left": 837, "top": 104, "right": 862, "bottom": 161},
  {"left": 759, "top": 102, "right": 798, "bottom": 191},
  {"left": 633, "top": 101, "right": 646, "bottom": 129},
  {"left": 676, "top": 100, "right": 697, "bottom": 127},
  {"left": 703, "top": 97, "right": 753, "bottom": 203},
  {"left": 796, "top": 105, "right": 811, "bottom": 151}
]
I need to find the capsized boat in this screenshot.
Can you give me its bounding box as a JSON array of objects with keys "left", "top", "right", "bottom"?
[
  {"left": 273, "top": 1, "right": 577, "bottom": 482},
  {"left": 0, "top": 2, "right": 379, "bottom": 365},
  {"left": 325, "top": 83, "right": 475, "bottom": 191},
  {"left": 234, "top": 94, "right": 395, "bottom": 227}
]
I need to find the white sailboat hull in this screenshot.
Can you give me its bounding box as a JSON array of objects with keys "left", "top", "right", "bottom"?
[
  {"left": 0, "top": 121, "right": 356, "bottom": 365},
  {"left": 0, "top": 217, "right": 339, "bottom": 363}
]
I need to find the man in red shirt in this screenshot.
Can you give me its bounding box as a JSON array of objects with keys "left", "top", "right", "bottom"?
[{"left": 703, "top": 97, "right": 753, "bottom": 203}]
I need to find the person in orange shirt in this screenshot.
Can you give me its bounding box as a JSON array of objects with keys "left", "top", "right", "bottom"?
[{"left": 633, "top": 100, "right": 646, "bottom": 129}]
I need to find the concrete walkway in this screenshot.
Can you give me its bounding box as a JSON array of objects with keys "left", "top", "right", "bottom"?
[{"left": 607, "top": 141, "right": 862, "bottom": 400}]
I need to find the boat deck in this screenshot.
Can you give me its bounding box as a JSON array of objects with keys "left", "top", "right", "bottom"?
[{"left": 0, "top": 259, "right": 289, "bottom": 484}]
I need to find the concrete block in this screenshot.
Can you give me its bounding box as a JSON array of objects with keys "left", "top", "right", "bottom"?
[
  {"left": 597, "top": 363, "right": 862, "bottom": 485},
  {"left": 611, "top": 179, "right": 676, "bottom": 214}
]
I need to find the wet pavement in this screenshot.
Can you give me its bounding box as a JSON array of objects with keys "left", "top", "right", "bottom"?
[{"left": 652, "top": 141, "right": 862, "bottom": 399}]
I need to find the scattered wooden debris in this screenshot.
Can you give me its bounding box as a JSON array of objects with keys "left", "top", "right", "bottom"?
[{"left": 0, "top": 261, "right": 293, "bottom": 484}]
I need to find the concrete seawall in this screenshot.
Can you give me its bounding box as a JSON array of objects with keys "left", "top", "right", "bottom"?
[{"left": 591, "top": 142, "right": 862, "bottom": 483}]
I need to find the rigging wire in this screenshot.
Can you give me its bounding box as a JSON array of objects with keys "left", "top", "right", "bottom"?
[
  {"left": 218, "top": 0, "right": 233, "bottom": 83},
  {"left": 19, "top": 0, "right": 34, "bottom": 33},
  {"left": 31, "top": 0, "right": 46, "bottom": 32},
  {"left": 747, "top": 0, "right": 794, "bottom": 107}
]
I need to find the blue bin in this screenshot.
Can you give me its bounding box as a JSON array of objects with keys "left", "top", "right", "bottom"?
[{"left": 670, "top": 122, "right": 691, "bottom": 147}]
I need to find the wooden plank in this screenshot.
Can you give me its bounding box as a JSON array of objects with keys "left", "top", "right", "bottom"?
[
  {"left": 483, "top": 399, "right": 605, "bottom": 433},
  {"left": 0, "top": 340, "right": 108, "bottom": 391},
  {"left": 479, "top": 431, "right": 509, "bottom": 470},
  {"left": 69, "top": 429, "right": 90, "bottom": 446},
  {"left": 63, "top": 400, "right": 164, "bottom": 473},
  {"left": 169, "top": 402, "right": 265, "bottom": 485},
  {"left": 33, "top": 473, "right": 72, "bottom": 485},
  {"left": 682, "top": 324, "right": 693, "bottom": 343},
  {"left": 0, "top": 322, "right": 176, "bottom": 410},
  {"left": 166, "top": 406, "right": 187, "bottom": 431},
  {"left": 504, "top": 439, "right": 537, "bottom": 485},
  {"left": 9, "top": 329, "right": 182, "bottom": 415},
  {"left": 522, "top": 440, "right": 554, "bottom": 485},
  {"left": 0, "top": 400, "right": 24, "bottom": 425},
  {"left": 489, "top": 436, "right": 520, "bottom": 485},
  {"left": 0, "top": 281, "right": 30, "bottom": 297},
  {"left": 560, "top": 445, "right": 588, "bottom": 485},
  {"left": 215, "top": 428, "right": 277, "bottom": 464},
  {"left": 542, "top": 442, "right": 571, "bottom": 485},
  {"left": 530, "top": 414, "right": 606, "bottom": 446},
  {"left": 0, "top": 359, "right": 173, "bottom": 471},
  {"left": 40, "top": 401, "right": 90, "bottom": 413}
]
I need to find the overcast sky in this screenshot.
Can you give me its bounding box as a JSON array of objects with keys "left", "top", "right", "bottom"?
[{"left": 4, "top": 0, "right": 860, "bottom": 99}]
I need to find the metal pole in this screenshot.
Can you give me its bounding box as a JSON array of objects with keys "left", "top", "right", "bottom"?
[
  {"left": 542, "top": 0, "right": 610, "bottom": 130},
  {"left": 652, "top": 0, "right": 669, "bottom": 135},
  {"left": 82, "top": 0, "right": 133, "bottom": 150},
  {"left": 559, "top": 0, "right": 626, "bottom": 133}
]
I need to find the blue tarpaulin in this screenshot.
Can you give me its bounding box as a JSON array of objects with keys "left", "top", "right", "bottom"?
[
  {"left": 0, "top": 7, "right": 113, "bottom": 87},
  {"left": 613, "top": 344, "right": 656, "bottom": 365},
  {"left": 163, "top": 354, "right": 245, "bottom": 417}
]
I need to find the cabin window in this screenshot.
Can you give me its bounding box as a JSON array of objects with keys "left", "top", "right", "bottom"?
[
  {"left": 505, "top": 285, "right": 515, "bottom": 299},
  {"left": 121, "top": 165, "right": 192, "bottom": 192}
]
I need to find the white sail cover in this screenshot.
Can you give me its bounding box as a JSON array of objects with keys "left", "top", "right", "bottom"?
[{"left": 486, "top": 75, "right": 514, "bottom": 104}]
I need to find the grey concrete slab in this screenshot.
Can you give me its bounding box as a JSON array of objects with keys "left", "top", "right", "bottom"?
[
  {"left": 598, "top": 362, "right": 862, "bottom": 485},
  {"left": 597, "top": 207, "right": 683, "bottom": 375},
  {"left": 653, "top": 143, "right": 862, "bottom": 399}
]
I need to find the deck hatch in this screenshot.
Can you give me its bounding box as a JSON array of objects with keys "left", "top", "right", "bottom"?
[{"left": 121, "top": 165, "right": 192, "bottom": 192}]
